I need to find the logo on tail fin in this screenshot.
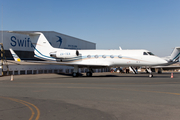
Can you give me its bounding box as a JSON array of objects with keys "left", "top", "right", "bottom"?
[{"left": 56, "top": 36, "right": 62, "bottom": 48}]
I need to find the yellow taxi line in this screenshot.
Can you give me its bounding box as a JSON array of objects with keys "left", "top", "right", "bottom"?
[{"left": 0, "top": 96, "right": 40, "bottom": 120}]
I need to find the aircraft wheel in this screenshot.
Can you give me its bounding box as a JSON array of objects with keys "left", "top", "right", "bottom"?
[
  {"left": 149, "top": 74, "right": 153, "bottom": 78},
  {"left": 72, "top": 72, "right": 79, "bottom": 77},
  {"left": 86, "top": 72, "right": 92, "bottom": 77}
]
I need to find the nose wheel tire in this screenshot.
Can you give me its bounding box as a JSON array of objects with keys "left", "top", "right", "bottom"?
[{"left": 149, "top": 74, "right": 153, "bottom": 78}]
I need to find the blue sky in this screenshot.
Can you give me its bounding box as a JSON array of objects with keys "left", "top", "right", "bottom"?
[{"left": 1, "top": 0, "right": 180, "bottom": 56}]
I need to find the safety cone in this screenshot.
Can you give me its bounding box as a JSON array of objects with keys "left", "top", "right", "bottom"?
[
  {"left": 171, "top": 72, "right": 173, "bottom": 78},
  {"left": 10, "top": 75, "right": 14, "bottom": 81}
]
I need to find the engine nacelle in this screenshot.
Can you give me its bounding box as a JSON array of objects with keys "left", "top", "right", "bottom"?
[{"left": 50, "top": 50, "right": 79, "bottom": 59}]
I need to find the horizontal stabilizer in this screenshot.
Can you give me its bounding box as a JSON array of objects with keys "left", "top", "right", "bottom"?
[{"left": 9, "top": 48, "right": 21, "bottom": 62}]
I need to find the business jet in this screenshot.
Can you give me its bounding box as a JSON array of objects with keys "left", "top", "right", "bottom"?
[{"left": 9, "top": 31, "right": 180, "bottom": 77}]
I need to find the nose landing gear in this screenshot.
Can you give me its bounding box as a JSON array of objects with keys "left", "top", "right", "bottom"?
[{"left": 149, "top": 74, "right": 153, "bottom": 78}]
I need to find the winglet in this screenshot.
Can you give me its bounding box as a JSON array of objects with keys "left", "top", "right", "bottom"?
[{"left": 9, "top": 48, "right": 21, "bottom": 62}]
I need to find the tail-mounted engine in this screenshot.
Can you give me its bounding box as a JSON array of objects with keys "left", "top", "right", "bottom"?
[{"left": 49, "top": 50, "right": 79, "bottom": 59}]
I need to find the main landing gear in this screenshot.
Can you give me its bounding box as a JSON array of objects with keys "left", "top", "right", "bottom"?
[
  {"left": 72, "top": 65, "right": 79, "bottom": 77},
  {"left": 72, "top": 71, "right": 93, "bottom": 77},
  {"left": 86, "top": 68, "right": 93, "bottom": 77},
  {"left": 72, "top": 72, "right": 79, "bottom": 77},
  {"left": 86, "top": 71, "right": 92, "bottom": 77},
  {"left": 72, "top": 65, "right": 93, "bottom": 77}
]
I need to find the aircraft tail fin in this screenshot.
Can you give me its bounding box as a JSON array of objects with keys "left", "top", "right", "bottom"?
[
  {"left": 170, "top": 47, "right": 180, "bottom": 62},
  {"left": 9, "top": 31, "right": 56, "bottom": 61},
  {"left": 9, "top": 48, "right": 21, "bottom": 62},
  {"left": 29, "top": 32, "right": 55, "bottom": 60}
]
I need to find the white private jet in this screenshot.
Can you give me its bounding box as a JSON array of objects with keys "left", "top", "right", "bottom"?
[{"left": 9, "top": 32, "right": 180, "bottom": 77}]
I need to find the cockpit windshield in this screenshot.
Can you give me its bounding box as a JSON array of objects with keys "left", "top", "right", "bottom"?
[
  {"left": 143, "top": 52, "right": 155, "bottom": 56},
  {"left": 147, "top": 52, "right": 154, "bottom": 55},
  {"left": 143, "top": 52, "right": 148, "bottom": 55}
]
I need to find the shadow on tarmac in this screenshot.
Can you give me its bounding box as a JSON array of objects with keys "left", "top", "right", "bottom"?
[{"left": 56, "top": 73, "right": 174, "bottom": 78}]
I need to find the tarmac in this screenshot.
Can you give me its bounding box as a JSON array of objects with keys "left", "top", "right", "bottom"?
[{"left": 0, "top": 72, "right": 180, "bottom": 120}]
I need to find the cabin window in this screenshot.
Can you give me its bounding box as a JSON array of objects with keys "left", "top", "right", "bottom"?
[
  {"left": 87, "top": 55, "right": 91, "bottom": 58},
  {"left": 110, "top": 55, "right": 114, "bottom": 58},
  {"left": 102, "top": 55, "right": 106, "bottom": 58},
  {"left": 143, "top": 52, "right": 148, "bottom": 55},
  {"left": 118, "top": 55, "right": 122, "bottom": 58},
  {"left": 94, "top": 55, "right": 99, "bottom": 58}
]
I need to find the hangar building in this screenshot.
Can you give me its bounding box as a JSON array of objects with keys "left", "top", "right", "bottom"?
[{"left": 0, "top": 31, "right": 96, "bottom": 60}]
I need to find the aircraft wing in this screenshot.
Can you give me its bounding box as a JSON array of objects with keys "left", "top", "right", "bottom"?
[{"left": 23, "top": 60, "right": 110, "bottom": 68}]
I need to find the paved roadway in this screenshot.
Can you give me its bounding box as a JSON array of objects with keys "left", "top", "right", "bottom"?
[{"left": 0, "top": 72, "right": 180, "bottom": 120}]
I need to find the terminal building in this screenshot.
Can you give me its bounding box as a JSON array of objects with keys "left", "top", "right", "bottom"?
[{"left": 0, "top": 31, "right": 108, "bottom": 76}]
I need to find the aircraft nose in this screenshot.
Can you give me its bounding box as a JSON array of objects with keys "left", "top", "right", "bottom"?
[{"left": 158, "top": 58, "right": 168, "bottom": 64}]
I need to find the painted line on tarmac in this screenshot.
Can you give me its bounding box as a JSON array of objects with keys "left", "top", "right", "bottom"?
[{"left": 0, "top": 96, "right": 40, "bottom": 120}]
